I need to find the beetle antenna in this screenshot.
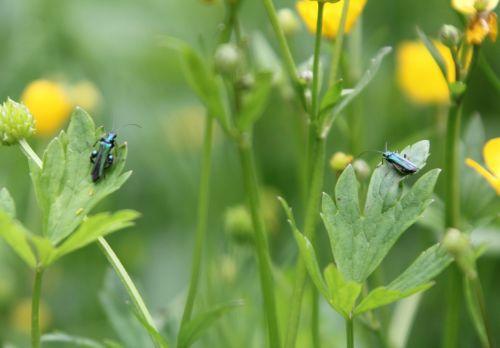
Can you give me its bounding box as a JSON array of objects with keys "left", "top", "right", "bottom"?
[
  {"left": 115, "top": 123, "right": 142, "bottom": 132},
  {"left": 357, "top": 149, "right": 384, "bottom": 158}
]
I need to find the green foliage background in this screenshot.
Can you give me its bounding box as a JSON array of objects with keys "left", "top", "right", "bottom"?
[{"left": 0, "top": 0, "right": 498, "bottom": 346}]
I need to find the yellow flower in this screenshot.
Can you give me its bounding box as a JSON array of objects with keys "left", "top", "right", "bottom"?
[
  {"left": 22, "top": 79, "right": 72, "bottom": 136},
  {"left": 396, "top": 41, "right": 455, "bottom": 104},
  {"left": 10, "top": 298, "right": 52, "bottom": 334},
  {"left": 453, "top": 0, "right": 498, "bottom": 44},
  {"left": 296, "top": 0, "right": 367, "bottom": 39},
  {"left": 466, "top": 137, "right": 500, "bottom": 194}
]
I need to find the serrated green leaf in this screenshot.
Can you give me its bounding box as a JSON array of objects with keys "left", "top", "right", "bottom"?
[
  {"left": 53, "top": 210, "right": 140, "bottom": 263},
  {"left": 321, "top": 47, "right": 392, "bottom": 137},
  {"left": 354, "top": 243, "right": 452, "bottom": 314},
  {"left": 178, "top": 300, "right": 244, "bottom": 348},
  {"left": 278, "top": 197, "right": 329, "bottom": 299},
  {"left": 164, "top": 37, "right": 229, "bottom": 132},
  {"left": 30, "top": 109, "right": 132, "bottom": 244},
  {"left": 237, "top": 72, "right": 273, "bottom": 131},
  {"left": 0, "top": 210, "right": 37, "bottom": 268},
  {"left": 416, "top": 28, "right": 449, "bottom": 82},
  {"left": 323, "top": 263, "right": 362, "bottom": 318},
  {"left": 322, "top": 141, "right": 440, "bottom": 282},
  {"left": 0, "top": 188, "right": 16, "bottom": 218}
]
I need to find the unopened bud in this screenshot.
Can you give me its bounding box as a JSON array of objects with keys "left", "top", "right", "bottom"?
[
  {"left": 224, "top": 205, "right": 253, "bottom": 244},
  {"left": 278, "top": 8, "right": 300, "bottom": 36},
  {"left": 298, "top": 69, "right": 313, "bottom": 85},
  {"left": 353, "top": 159, "right": 371, "bottom": 180},
  {"left": 214, "top": 43, "right": 242, "bottom": 75},
  {"left": 439, "top": 25, "right": 461, "bottom": 47},
  {"left": 443, "top": 228, "right": 477, "bottom": 279},
  {"left": 330, "top": 152, "right": 353, "bottom": 171},
  {"left": 0, "top": 98, "right": 36, "bottom": 146}
]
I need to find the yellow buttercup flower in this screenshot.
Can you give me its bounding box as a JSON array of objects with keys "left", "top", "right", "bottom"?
[
  {"left": 466, "top": 137, "right": 500, "bottom": 194},
  {"left": 296, "top": 0, "right": 367, "bottom": 39},
  {"left": 396, "top": 41, "right": 455, "bottom": 104},
  {"left": 453, "top": 0, "right": 498, "bottom": 44},
  {"left": 22, "top": 79, "right": 72, "bottom": 136},
  {"left": 10, "top": 298, "right": 52, "bottom": 334}
]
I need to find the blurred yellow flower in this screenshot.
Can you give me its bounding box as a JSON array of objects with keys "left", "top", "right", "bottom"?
[
  {"left": 70, "top": 81, "right": 101, "bottom": 113},
  {"left": 396, "top": 41, "right": 455, "bottom": 104},
  {"left": 22, "top": 80, "right": 72, "bottom": 136},
  {"left": 330, "top": 151, "right": 353, "bottom": 171},
  {"left": 296, "top": 0, "right": 367, "bottom": 39},
  {"left": 466, "top": 137, "right": 500, "bottom": 194},
  {"left": 453, "top": 0, "right": 498, "bottom": 44},
  {"left": 10, "top": 298, "right": 52, "bottom": 334}
]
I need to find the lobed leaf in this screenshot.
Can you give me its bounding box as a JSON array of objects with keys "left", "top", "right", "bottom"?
[
  {"left": 323, "top": 263, "right": 362, "bottom": 318},
  {"left": 322, "top": 141, "right": 440, "bottom": 282},
  {"left": 30, "top": 108, "right": 132, "bottom": 244},
  {"left": 354, "top": 243, "right": 452, "bottom": 314}
]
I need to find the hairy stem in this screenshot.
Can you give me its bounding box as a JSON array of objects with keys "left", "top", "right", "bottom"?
[
  {"left": 31, "top": 267, "right": 44, "bottom": 348},
  {"left": 238, "top": 136, "right": 281, "bottom": 348},
  {"left": 180, "top": 115, "right": 214, "bottom": 327}
]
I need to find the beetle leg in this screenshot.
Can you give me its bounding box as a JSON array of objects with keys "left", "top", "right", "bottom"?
[
  {"left": 90, "top": 150, "right": 98, "bottom": 164},
  {"left": 105, "top": 153, "right": 114, "bottom": 168}
]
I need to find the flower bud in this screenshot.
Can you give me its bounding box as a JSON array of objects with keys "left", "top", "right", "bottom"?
[
  {"left": 0, "top": 98, "right": 36, "bottom": 146},
  {"left": 224, "top": 205, "right": 253, "bottom": 244},
  {"left": 330, "top": 152, "right": 353, "bottom": 171},
  {"left": 214, "top": 43, "right": 242, "bottom": 75},
  {"left": 278, "top": 8, "right": 300, "bottom": 36},
  {"left": 298, "top": 69, "right": 313, "bottom": 85},
  {"left": 439, "top": 24, "right": 461, "bottom": 47},
  {"left": 443, "top": 228, "right": 477, "bottom": 279},
  {"left": 219, "top": 255, "right": 237, "bottom": 284},
  {"left": 352, "top": 159, "right": 371, "bottom": 180}
]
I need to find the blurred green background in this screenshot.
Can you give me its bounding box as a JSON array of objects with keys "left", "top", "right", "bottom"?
[{"left": 0, "top": 0, "right": 499, "bottom": 347}]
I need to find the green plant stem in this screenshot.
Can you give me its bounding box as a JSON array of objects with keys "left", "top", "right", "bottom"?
[
  {"left": 238, "top": 136, "right": 281, "bottom": 348},
  {"left": 346, "top": 317, "right": 354, "bottom": 348},
  {"left": 31, "top": 267, "right": 44, "bottom": 348},
  {"left": 286, "top": 3, "right": 331, "bottom": 346},
  {"left": 180, "top": 115, "right": 214, "bottom": 327},
  {"left": 18, "top": 139, "right": 164, "bottom": 347},
  {"left": 329, "top": 0, "right": 351, "bottom": 84},
  {"left": 260, "top": 0, "right": 306, "bottom": 109},
  {"left": 478, "top": 52, "right": 500, "bottom": 94},
  {"left": 470, "top": 276, "right": 494, "bottom": 348},
  {"left": 443, "top": 99, "right": 462, "bottom": 348},
  {"left": 98, "top": 238, "right": 165, "bottom": 348}
]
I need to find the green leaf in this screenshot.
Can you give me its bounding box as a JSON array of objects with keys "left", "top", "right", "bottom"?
[
  {"left": 319, "top": 80, "right": 343, "bottom": 118},
  {"left": 42, "top": 332, "right": 110, "bottom": 348},
  {"left": 323, "top": 263, "right": 362, "bottom": 318},
  {"left": 416, "top": 28, "right": 448, "bottom": 82},
  {"left": 322, "top": 141, "right": 440, "bottom": 282},
  {"left": 30, "top": 108, "right": 132, "bottom": 244},
  {"left": 278, "top": 197, "right": 329, "bottom": 299},
  {"left": 0, "top": 187, "right": 16, "bottom": 218},
  {"left": 321, "top": 47, "right": 392, "bottom": 137},
  {"left": 354, "top": 243, "right": 452, "bottom": 314},
  {"left": 164, "top": 37, "right": 229, "bottom": 132},
  {"left": 237, "top": 72, "right": 273, "bottom": 131},
  {"left": 178, "top": 300, "right": 244, "bottom": 348},
  {"left": 52, "top": 210, "right": 140, "bottom": 263},
  {"left": 0, "top": 210, "right": 55, "bottom": 268}
]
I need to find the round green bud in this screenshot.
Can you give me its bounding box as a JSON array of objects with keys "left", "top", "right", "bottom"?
[
  {"left": 0, "top": 98, "right": 36, "bottom": 146},
  {"left": 442, "top": 228, "right": 470, "bottom": 255},
  {"left": 224, "top": 205, "right": 253, "bottom": 244},
  {"left": 278, "top": 8, "right": 300, "bottom": 36},
  {"left": 439, "top": 24, "right": 461, "bottom": 47},
  {"left": 214, "top": 43, "right": 242, "bottom": 75}
]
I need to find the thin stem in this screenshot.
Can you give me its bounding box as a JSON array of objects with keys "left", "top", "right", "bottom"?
[
  {"left": 19, "top": 139, "right": 43, "bottom": 168},
  {"left": 311, "top": 289, "right": 320, "bottom": 348},
  {"left": 180, "top": 115, "right": 214, "bottom": 327},
  {"left": 311, "top": 1, "right": 325, "bottom": 121},
  {"left": 260, "top": 0, "right": 306, "bottom": 110},
  {"left": 471, "top": 276, "right": 494, "bottom": 348},
  {"left": 478, "top": 52, "right": 500, "bottom": 94},
  {"left": 346, "top": 317, "right": 354, "bottom": 348},
  {"left": 31, "top": 267, "right": 44, "bottom": 348},
  {"left": 329, "top": 0, "right": 351, "bottom": 84},
  {"left": 286, "top": 2, "right": 329, "bottom": 346},
  {"left": 98, "top": 238, "right": 166, "bottom": 348},
  {"left": 238, "top": 137, "right": 281, "bottom": 348}
]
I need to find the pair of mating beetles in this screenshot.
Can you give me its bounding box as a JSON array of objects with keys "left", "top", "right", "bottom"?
[{"left": 89, "top": 132, "right": 418, "bottom": 183}]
